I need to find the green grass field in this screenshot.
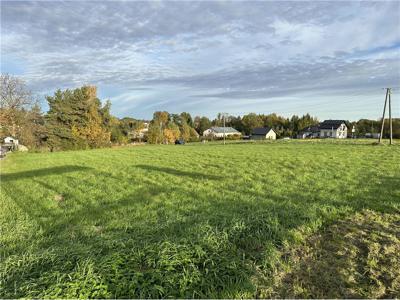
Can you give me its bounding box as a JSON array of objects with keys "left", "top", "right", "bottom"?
[{"left": 1, "top": 140, "right": 399, "bottom": 298}]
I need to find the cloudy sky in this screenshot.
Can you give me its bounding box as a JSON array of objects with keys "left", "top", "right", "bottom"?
[{"left": 1, "top": 1, "right": 399, "bottom": 120}]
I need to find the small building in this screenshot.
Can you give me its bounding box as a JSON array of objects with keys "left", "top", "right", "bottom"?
[
  {"left": 133, "top": 122, "right": 149, "bottom": 139},
  {"left": 319, "top": 120, "right": 348, "bottom": 139},
  {"left": 365, "top": 133, "right": 380, "bottom": 139},
  {"left": 4, "top": 136, "right": 18, "bottom": 145},
  {"left": 2, "top": 136, "right": 19, "bottom": 151},
  {"left": 251, "top": 127, "right": 276, "bottom": 140},
  {"left": 297, "top": 125, "right": 320, "bottom": 139},
  {"left": 203, "top": 127, "right": 241, "bottom": 138}
]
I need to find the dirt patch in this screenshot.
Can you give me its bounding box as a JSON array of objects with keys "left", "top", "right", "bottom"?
[{"left": 266, "top": 210, "right": 400, "bottom": 298}]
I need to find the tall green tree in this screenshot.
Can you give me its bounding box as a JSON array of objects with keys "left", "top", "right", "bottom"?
[
  {"left": 45, "top": 86, "right": 111, "bottom": 151},
  {"left": 194, "top": 116, "right": 212, "bottom": 135},
  {"left": 242, "top": 113, "right": 263, "bottom": 135}
]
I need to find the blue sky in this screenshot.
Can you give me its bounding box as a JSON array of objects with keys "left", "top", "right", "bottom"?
[{"left": 1, "top": 1, "right": 399, "bottom": 120}]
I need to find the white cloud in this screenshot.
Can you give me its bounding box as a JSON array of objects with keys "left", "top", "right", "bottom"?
[{"left": 1, "top": 0, "right": 399, "bottom": 119}]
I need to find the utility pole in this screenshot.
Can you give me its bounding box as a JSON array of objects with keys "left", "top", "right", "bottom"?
[
  {"left": 389, "top": 89, "right": 393, "bottom": 145},
  {"left": 379, "top": 88, "right": 392, "bottom": 144},
  {"left": 219, "top": 113, "right": 229, "bottom": 145},
  {"left": 223, "top": 114, "right": 226, "bottom": 145}
]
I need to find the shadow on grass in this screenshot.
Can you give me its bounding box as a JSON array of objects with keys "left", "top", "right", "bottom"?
[
  {"left": 1, "top": 165, "right": 92, "bottom": 182},
  {"left": 2, "top": 166, "right": 400, "bottom": 298},
  {"left": 136, "top": 164, "right": 223, "bottom": 180}
]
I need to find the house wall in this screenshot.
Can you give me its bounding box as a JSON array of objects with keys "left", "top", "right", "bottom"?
[
  {"left": 4, "top": 137, "right": 18, "bottom": 145},
  {"left": 266, "top": 130, "right": 276, "bottom": 140},
  {"left": 298, "top": 131, "right": 320, "bottom": 139},
  {"left": 320, "top": 129, "right": 336, "bottom": 138},
  {"left": 320, "top": 124, "right": 347, "bottom": 139},
  {"left": 251, "top": 130, "right": 276, "bottom": 140},
  {"left": 202, "top": 129, "right": 213, "bottom": 136},
  {"left": 297, "top": 133, "right": 307, "bottom": 139},
  {"left": 213, "top": 132, "right": 241, "bottom": 138},
  {"left": 251, "top": 135, "right": 265, "bottom": 140},
  {"left": 203, "top": 129, "right": 241, "bottom": 138}
]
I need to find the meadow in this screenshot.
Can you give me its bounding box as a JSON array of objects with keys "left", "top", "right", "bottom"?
[{"left": 1, "top": 140, "right": 399, "bottom": 298}]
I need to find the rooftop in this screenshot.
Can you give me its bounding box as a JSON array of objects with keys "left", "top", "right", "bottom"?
[
  {"left": 319, "top": 120, "right": 347, "bottom": 130},
  {"left": 251, "top": 127, "right": 274, "bottom": 135},
  {"left": 210, "top": 127, "right": 240, "bottom": 134}
]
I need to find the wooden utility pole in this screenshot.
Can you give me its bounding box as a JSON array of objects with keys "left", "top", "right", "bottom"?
[
  {"left": 389, "top": 89, "right": 393, "bottom": 145},
  {"left": 379, "top": 88, "right": 390, "bottom": 144},
  {"left": 222, "top": 113, "right": 228, "bottom": 145}
]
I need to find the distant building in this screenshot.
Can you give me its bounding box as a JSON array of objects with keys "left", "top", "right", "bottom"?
[
  {"left": 203, "top": 127, "right": 241, "bottom": 138},
  {"left": 319, "top": 120, "right": 348, "bottom": 139},
  {"left": 365, "top": 133, "right": 380, "bottom": 139},
  {"left": 251, "top": 127, "right": 276, "bottom": 140},
  {"left": 130, "top": 122, "right": 149, "bottom": 140},
  {"left": 2, "top": 136, "right": 19, "bottom": 151},
  {"left": 4, "top": 136, "right": 18, "bottom": 145},
  {"left": 297, "top": 125, "right": 320, "bottom": 139}
]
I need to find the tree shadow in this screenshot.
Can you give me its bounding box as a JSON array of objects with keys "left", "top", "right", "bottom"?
[
  {"left": 1, "top": 163, "right": 400, "bottom": 298},
  {"left": 1, "top": 165, "right": 92, "bottom": 182}
]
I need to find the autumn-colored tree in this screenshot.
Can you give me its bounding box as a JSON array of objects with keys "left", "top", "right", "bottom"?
[
  {"left": 189, "top": 127, "right": 199, "bottom": 142},
  {"left": 46, "top": 86, "right": 111, "bottom": 150},
  {"left": 153, "top": 111, "right": 169, "bottom": 127},
  {"left": 17, "top": 104, "right": 47, "bottom": 148},
  {"left": 180, "top": 112, "right": 193, "bottom": 127},
  {"left": 0, "top": 74, "right": 34, "bottom": 138},
  {"left": 147, "top": 123, "right": 162, "bottom": 144},
  {"left": 163, "top": 123, "right": 180, "bottom": 144},
  {"left": 180, "top": 122, "right": 191, "bottom": 141}
]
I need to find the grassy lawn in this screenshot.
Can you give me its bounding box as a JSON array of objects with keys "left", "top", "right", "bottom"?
[{"left": 1, "top": 140, "right": 399, "bottom": 298}]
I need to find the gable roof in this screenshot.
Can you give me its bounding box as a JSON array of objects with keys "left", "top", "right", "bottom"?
[
  {"left": 319, "top": 120, "right": 347, "bottom": 130},
  {"left": 251, "top": 127, "right": 275, "bottom": 135},
  {"left": 299, "top": 125, "right": 320, "bottom": 133},
  {"left": 209, "top": 127, "right": 240, "bottom": 134}
]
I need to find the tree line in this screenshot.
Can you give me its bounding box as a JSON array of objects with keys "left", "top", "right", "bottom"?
[{"left": 0, "top": 74, "right": 399, "bottom": 151}]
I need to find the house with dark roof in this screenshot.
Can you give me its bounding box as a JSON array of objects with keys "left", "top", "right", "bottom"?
[
  {"left": 297, "top": 125, "right": 320, "bottom": 139},
  {"left": 202, "top": 127, "right": 241, "bottom": 138},
  {"left": 250, "top": 127, "right": 276, "bottom": 140},
  {"left": 319, "top": 120, "right": 348, "bottom": 138}
]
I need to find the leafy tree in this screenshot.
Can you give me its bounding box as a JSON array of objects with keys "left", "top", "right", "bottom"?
[
  {"left": 180, "top": 112, "right": 193, "bottom": 127},
  {"left": 180, "top": 122, "right": 191, "bottom": 142},
  {"left": 189, "top": 127, "right": 199, "bottom": 142},
  {"left": 153, "top": 111, "right": 169, "bottom": 127},
  {"left": 45, "top": 86, "right": 111, "bottom": 150},
  {"left": 194, "top": 116, "right": 212, "bottom": 135},
  {"left": 0, "top": 73, "right": 35, "bottom": 139},
  {"left": 228, "top": 115, "right": 245, "bottom": 133},
  {"left": 242, "top": 113, "right": 263, "bottom": 135},
  {"left": 17, "top": 104, "right": 47, "bottom": 148},
  {"left": 147, "top": 123, "right": 162, "bottom": 144}
]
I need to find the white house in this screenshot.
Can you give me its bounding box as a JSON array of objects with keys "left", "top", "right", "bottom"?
[
  {"left": 297, "top": 125, "right": 320, "bottom": 139},
  {"left": 4, "top": 136, "right": 19, "bottom": 145},
  {"left": 203, "top": 127, "right": 241, "bottom": 138},
  {"left": 319, "top": 120, "right": 348, "bottom": 139},
  {"left": 2, "top": 136, "right": 19, "bottom": 151},
  {"left": 250, "top": 127, "right": 276, "bottom": 140}
]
